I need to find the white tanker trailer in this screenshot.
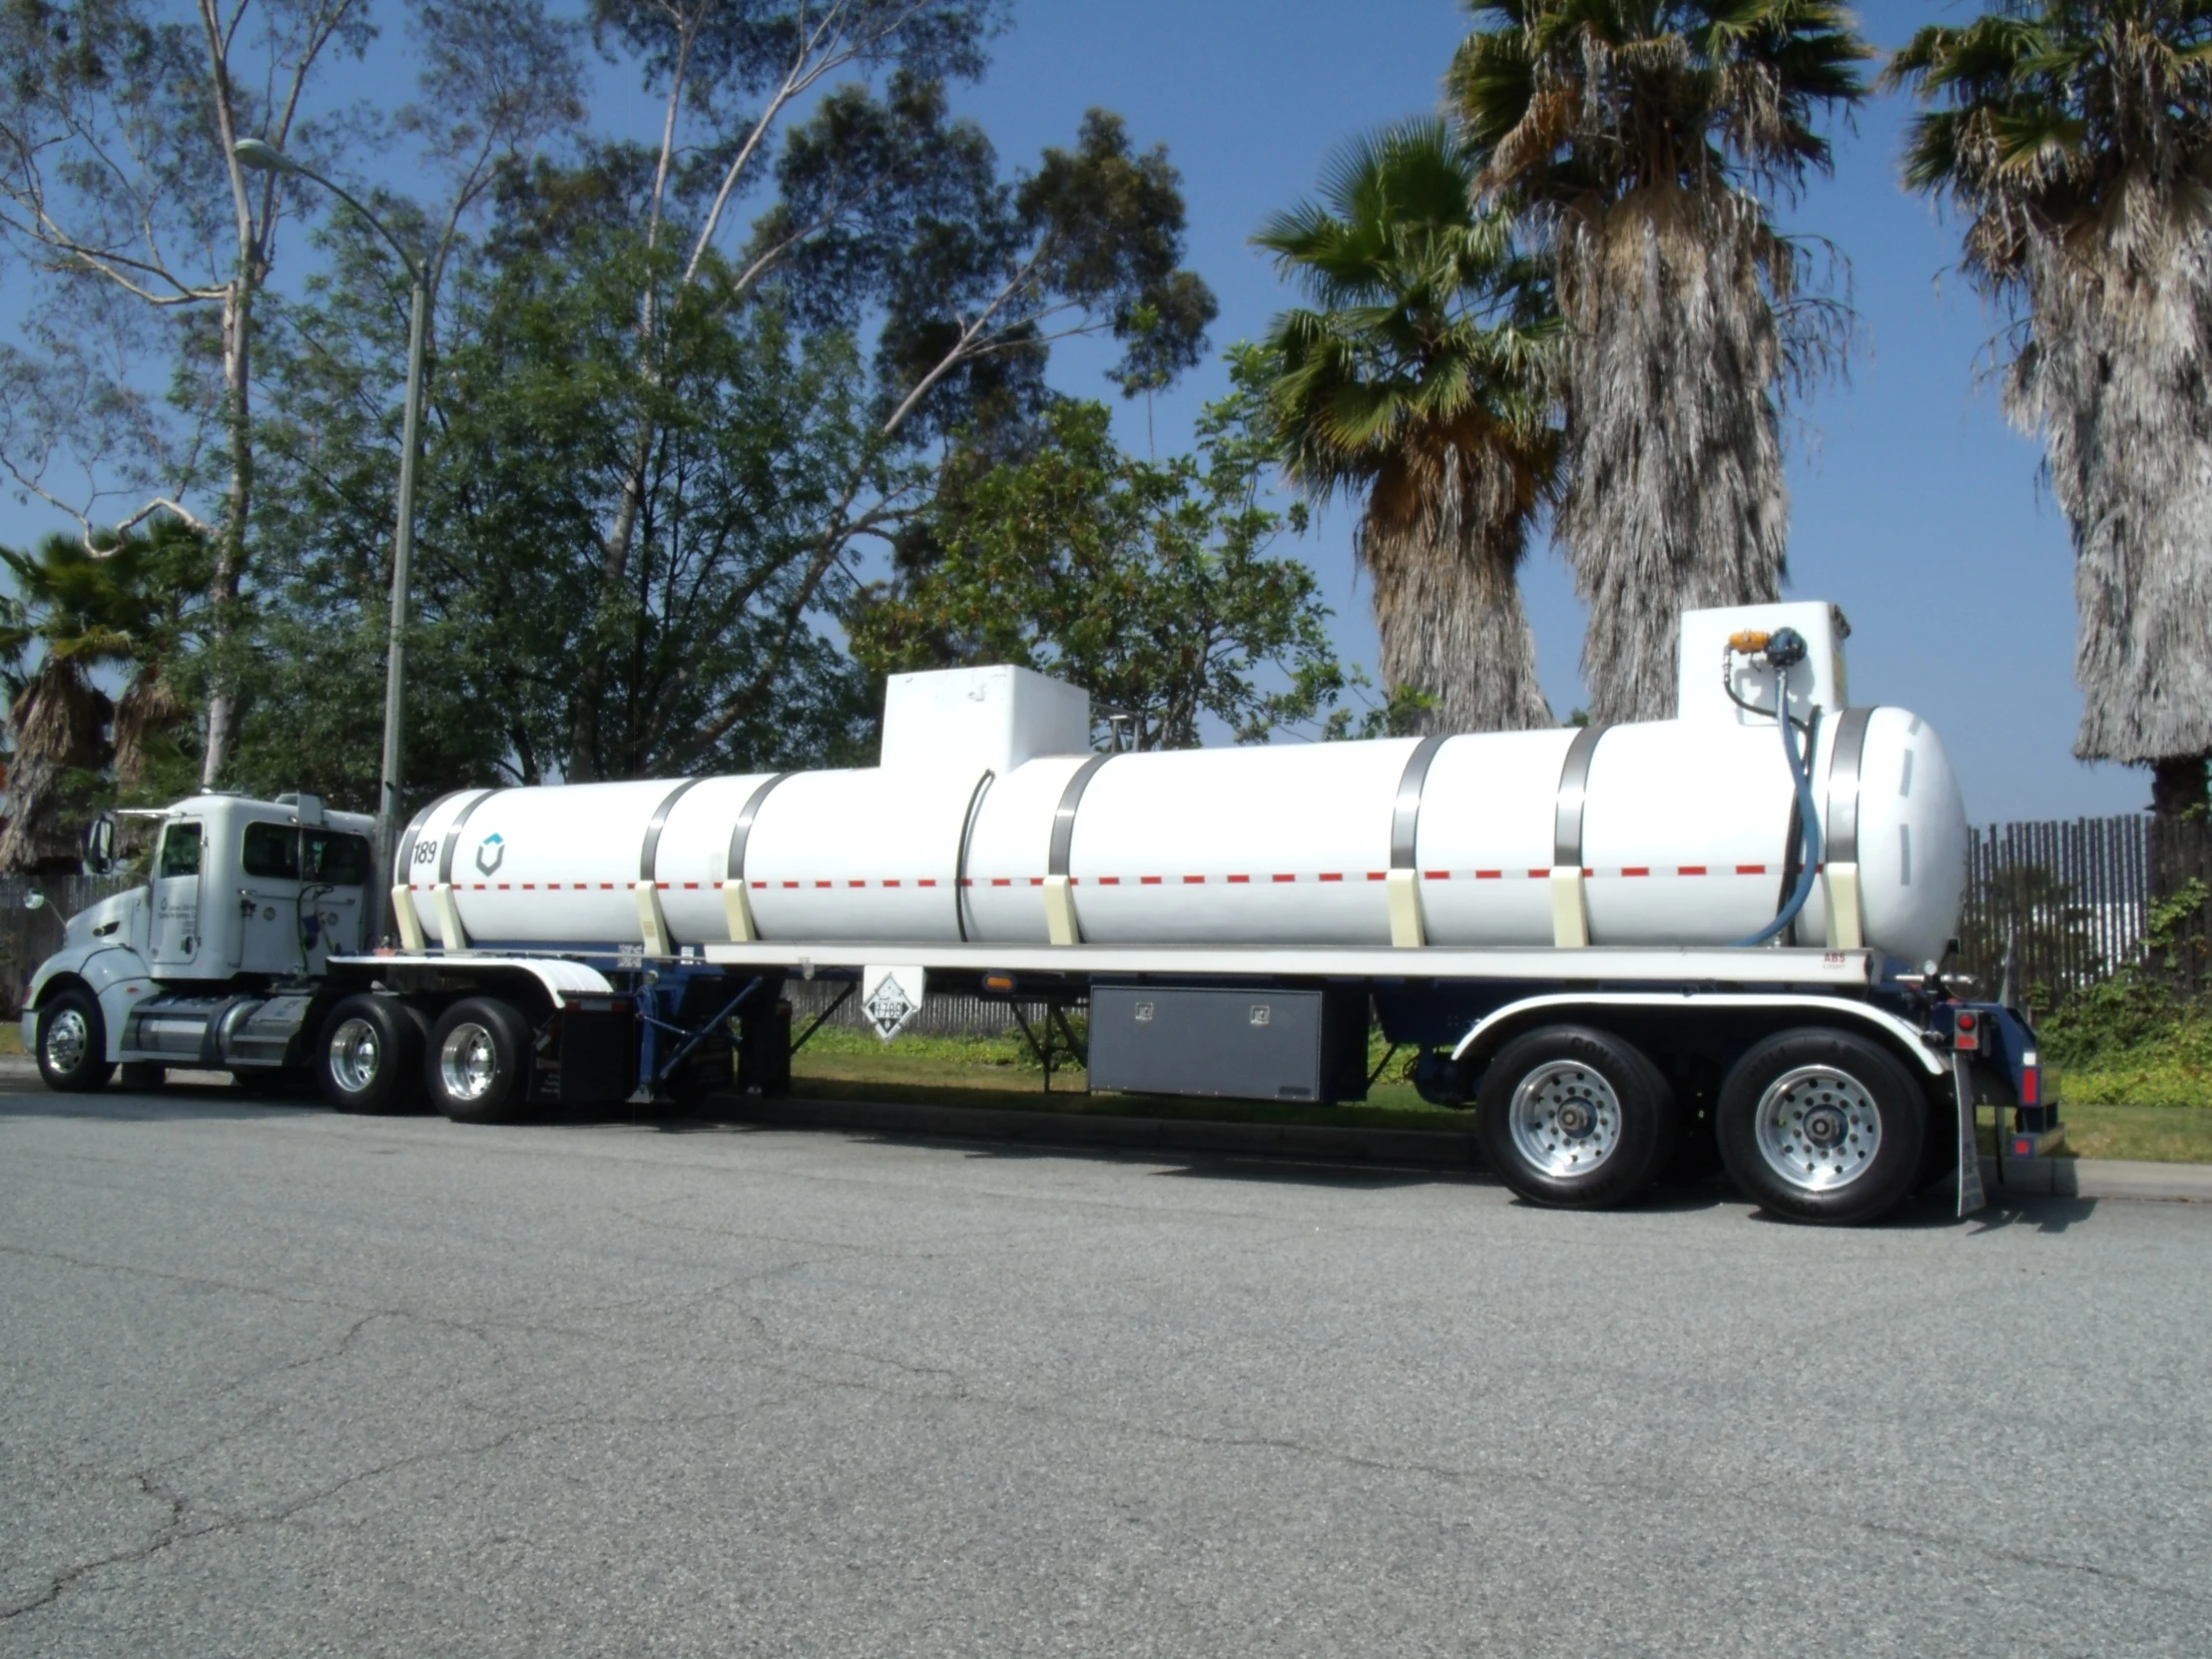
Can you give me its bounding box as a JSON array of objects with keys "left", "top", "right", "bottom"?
[{"left": 21, "top": 603, "right": 2058, "bottom": 1224}]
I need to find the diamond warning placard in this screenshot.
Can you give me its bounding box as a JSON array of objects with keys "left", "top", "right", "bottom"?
[{"left": 861, "top": 965, "right": 924, "bottom": 1042}]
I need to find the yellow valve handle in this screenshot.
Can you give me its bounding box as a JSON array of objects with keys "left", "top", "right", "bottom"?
[{"left": 1727, "top": 630, "right": 1772, "bottom": 654}]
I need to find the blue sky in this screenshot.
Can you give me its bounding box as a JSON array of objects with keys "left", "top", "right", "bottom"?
[
  {"left": 940, "top": 0, "right": 2126, "bottom": 825},
  {"left": 0, "top": 1, "right": 2134, "bottom": 824}
]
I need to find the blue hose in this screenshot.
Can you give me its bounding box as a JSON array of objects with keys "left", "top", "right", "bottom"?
[{"left": 1733, "top": 666, "right": 1823, "bottom": 948}]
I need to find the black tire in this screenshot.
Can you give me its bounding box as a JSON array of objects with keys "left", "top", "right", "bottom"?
[
  {"left": 424, "top": 996, "right": 532, "bottom": 1125},
  {"left": 1474, "top": 1025, "right": 1677, "bottom": 1210},
  {"left": 119, "top": 1061, "right": 167, "bottom": 1092},
  {"left": 316, "top": 994, "right": 428, "bottom": 1116},
  {"left": 37, "top": 987, "right": 114, "bottom": 1093},
  {"left": 1717, "top": 1028, "right": 1929, "bottom": 1226}
]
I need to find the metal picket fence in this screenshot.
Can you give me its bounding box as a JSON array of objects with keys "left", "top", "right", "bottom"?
[{"left": 1954, "top": 814, "right": 2212, "bottom": 1000}]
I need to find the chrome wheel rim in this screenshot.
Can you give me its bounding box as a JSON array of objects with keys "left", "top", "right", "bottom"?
[
  {"left": 45, "top": 1007, "right": 89, "bottom": 1074},
  {"left": 439, "top": 1023, "right": 498, "bottom": 1103},
  {"left": 327, "top": 1018, "right": 381, "bottom": 1094},
  {"left": 1755, "top": 1066, "right": 1883, "bottom": 1193},
  {"left": 1507, "top": 1059, "right": 1622, "bottom": 1178}
]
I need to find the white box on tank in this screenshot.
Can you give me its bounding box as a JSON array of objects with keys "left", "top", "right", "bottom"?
[
  {"left": 1677, "top": 602, "right": 1852, "bottom": 726},
  {"left": 879, "top": 664, "right": 1092, "bottom": 775}
]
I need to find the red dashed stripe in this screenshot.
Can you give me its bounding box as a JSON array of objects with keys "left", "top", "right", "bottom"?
[{"left": 415, "top": 862, "right": 1791, "bottom": 893}]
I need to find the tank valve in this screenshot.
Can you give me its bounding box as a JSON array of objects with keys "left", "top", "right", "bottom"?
[
  {"left": 1725, "top": 626, "right": 1807, "bottom": 668},
  {"left": 1764, "top": 627, "right": 1808, "bottom": 669}
]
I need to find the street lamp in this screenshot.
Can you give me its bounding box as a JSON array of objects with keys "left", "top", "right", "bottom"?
[{"left": 236, "top": 138, "right": 427, "bottom": 947}]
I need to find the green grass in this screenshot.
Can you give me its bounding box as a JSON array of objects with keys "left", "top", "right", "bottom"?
[
  {"left": 0, "top": 1023, "right": 21, "bottom": 1057},
  {"left": 790, "top": 1023, "right": 1468, "bottom": 1134},
  {"left": 2047, "top": 1104, "right": 2212, "bottom": 1165}
]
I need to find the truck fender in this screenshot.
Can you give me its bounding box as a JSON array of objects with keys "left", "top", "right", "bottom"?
[
  {"left": 23, "top": 946, "right": 160, "bottom": 1063},
  {"left": 1448, "top": 992, "right": 1946, "bottom": 1079},
  {"left": 327, "top": 954, "right": 618, "bottom": 1007}
]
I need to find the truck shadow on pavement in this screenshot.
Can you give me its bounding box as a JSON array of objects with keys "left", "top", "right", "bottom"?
[
  {"left": 0, "top": 1080, "right": 2105, "bottom": 1231},
  {"left": 0, "top": 1077, "right": 326, "bottom": 1125}
]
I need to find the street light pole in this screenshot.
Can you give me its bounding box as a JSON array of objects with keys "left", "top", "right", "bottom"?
[
  {"left": 235, "top": 140, "right": 426, "bottom": 946},
  {"left": 376, "top": 270, "right": 429, "bottom": 944}
]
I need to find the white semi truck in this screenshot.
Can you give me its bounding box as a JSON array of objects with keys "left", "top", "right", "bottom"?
[{"left": 21, "top": 603, "right": 2058, "bottom": 1224}]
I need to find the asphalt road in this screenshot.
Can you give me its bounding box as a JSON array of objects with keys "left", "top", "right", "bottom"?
[{"left": 3, "top": 1083, "right": 2209, "bottom": 1657}]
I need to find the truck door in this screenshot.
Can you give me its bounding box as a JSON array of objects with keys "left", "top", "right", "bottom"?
[
  {"left": 298, "top": 828, "right": 372, "bottom": 960},
  {"left": 148, "top": 820, "right": 204, "bottom": 971},
  {"left": 239, "top": 821, "right": 305, "bottom": 975}
]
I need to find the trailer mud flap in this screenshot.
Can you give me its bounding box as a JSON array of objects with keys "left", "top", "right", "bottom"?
[{"left": 1953, "top": 1052, "right": 1986, "bottom": 1218}]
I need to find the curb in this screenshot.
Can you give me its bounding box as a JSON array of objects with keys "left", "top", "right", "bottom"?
[{"left": 1977, "top": 1153, "right": 2212, "bottom": 1203}]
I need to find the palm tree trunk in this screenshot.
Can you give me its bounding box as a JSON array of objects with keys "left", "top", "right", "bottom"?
[
  {"left": 1365, "top": 508, "right": 1551, "bottom": 736},
  {"left": 1557, "top": 189, "right": 1788, "bottom": 725},
  {"left": 0, "top": 659, "right": 113, "bottom": 872},
  {"left": 2011, "top": 236, "right": 2212, "bottom": 786}
]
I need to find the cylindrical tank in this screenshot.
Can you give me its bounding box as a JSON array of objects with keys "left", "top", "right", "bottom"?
[{"left": 396, "top": 705, "right": 1966, "bottom": 967}]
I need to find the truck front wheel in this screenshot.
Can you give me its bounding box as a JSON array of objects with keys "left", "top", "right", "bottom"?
[
  {"left": 318, "top": 995, "right": 427, "bottom": 1115},
  {"left": 426, "top": 997, "right": 532, "bottom": 1125},
  {"left": 37, "top": 987, "right": 114, "bottom": 1093},
  {"left": 1717, "top": 1028, "right": 1928, "bottom": 1226},
  {"left": 1474, "top": 1025, "right": 1676, "bottom": 1210}
]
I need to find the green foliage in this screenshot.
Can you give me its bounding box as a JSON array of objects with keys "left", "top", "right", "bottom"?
[
  {"left": 849, "top": 346, "right": 1352, "bottom": 750},
  {"left": 1454, "top": 0, "right": 1873, "bottom": 201},
  {"left": 1886, "top": 0, "right": 2212, "bottom": 294},
  {"left": 2037, "top": 879, "right": 2212, "bottom": 1105}
]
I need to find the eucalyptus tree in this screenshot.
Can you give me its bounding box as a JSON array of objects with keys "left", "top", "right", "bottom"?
[
  {"left": 1888, "top": 0, "right": 2212, "bottom": 825},
  {"left": 1451, "top": 0, "right": 1869, "bottom": 724},
  {"left": 0, "top": 0, "right": 373, "bottom": 785},
  {"left": 1256, "top": 118, "right": 1559, "bottom": 735},
  {"left": 556, "top": 0, "right": 1214, "bottom": 778}
]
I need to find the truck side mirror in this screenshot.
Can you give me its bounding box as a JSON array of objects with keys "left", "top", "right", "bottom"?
[{"left": 83, "top": 811, "right": 118, "bottom": 876}]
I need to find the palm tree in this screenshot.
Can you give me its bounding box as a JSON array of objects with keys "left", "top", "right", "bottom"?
[
  {"left": 1887, "top": 1, "right": 2212, "bottom": 830},
  {"left": 1255, "top": 118, "right": 1561, "bottom": 736},
  {"left": 0, "top": 524, "right": 207, "bottom": 871},
  {"left": 1451, "top": 0, "right": 1869, "bottom": 725}
]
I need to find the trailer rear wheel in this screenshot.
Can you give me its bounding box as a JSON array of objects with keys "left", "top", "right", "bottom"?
[
  {"left": 426, "top": 997, "right": 532, "bottom": 1125},
  {"left": 1475, "top": 1025, "right": 1677, "bottom": 1210},
  {"left": 318, "top": 995, "right": 426, "bottom": 1116},
  {"left": 1718, "top": 1029, "right": 1927, "bottom": 1225}
]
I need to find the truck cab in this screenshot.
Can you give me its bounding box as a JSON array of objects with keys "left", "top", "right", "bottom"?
[{"left": 23, "top": 793, "right": 375, "bottom": 1087}]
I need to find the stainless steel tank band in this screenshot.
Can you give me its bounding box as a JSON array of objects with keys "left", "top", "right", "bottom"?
[
  {"left": 394, "top": 790, "right": 468, "bottom": 886},
  {"left": 639, "top": 778, "right": 707, "bottom": 882},
  {"left": 1049, "top": 754, "right": 1116, "bottom": 877},
  {"left": 1824, "top": 706, "right": 1875, "bottom": 864},
  {"left": 1389, "top": 736, "right": 1449, "bottom": 869},
  {"left": 722, "top": 774, "right": 792, "bottom": 884},
  {"left": 1553, "top": 724, "right": 1611, "bottom": 868},
  {"left": 435, "top": 790, "right": 501, "bottom": 884},
  {"left": 955, "top": 771, "right": 996, "bottom": 943}
]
